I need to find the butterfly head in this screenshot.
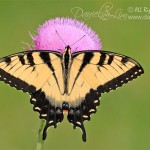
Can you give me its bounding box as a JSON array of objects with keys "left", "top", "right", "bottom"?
[
  {"left": 64, "top": 45, "right": 71, "bottom": 55},
  {"left": 65, "top": 45, "right": 71, "bottom": 50}
]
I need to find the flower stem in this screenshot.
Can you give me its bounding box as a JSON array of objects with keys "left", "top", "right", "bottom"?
[{"left": 36, "top": 119, "right": 45, "bottom": 150}]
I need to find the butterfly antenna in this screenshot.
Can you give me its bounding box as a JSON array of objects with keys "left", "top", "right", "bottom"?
[
  {"left": 71, "top": 35, "right": 86, "bottom": 47},
  {"left": 55, "top": 30, "right": 66, "bottom": 46}
]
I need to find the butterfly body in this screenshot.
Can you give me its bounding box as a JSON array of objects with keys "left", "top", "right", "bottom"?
[
  {"left": 62, "top": 45, "right": 72, "bottom": 94},
  {"left": 0, "top": 48, "right": 144, "bottom": 142}
]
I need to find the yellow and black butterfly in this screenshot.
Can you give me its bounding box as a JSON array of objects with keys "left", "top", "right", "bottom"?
[{"left": 0, "top": 45, "right": 144, "bottom": 141}]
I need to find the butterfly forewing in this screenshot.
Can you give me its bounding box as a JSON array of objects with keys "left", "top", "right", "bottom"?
[{"left": 72, "top": 50, "right": 144, "bottom": 93}]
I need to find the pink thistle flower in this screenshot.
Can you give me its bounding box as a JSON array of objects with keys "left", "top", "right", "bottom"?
[{"left": 30, "top": 17, "right": 102, "bottom": 52}]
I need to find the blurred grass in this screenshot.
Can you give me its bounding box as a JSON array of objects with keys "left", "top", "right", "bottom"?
[{"left": 0, "top": 0, "right": 149, "bottom": 150}]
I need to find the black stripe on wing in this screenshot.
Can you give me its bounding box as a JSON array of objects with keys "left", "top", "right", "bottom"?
[
  {"left": 97, "top": 53, "right": 106, "bottom": 65},
  {"left": 18, "top": 55, "right": 25, "bottom": 65},
  {"left": 39, "top": 52, "right": 62, "bottom": 93},
  {"left": 27, "top": 53, "right": 35, "bottom": 66},
  {"left": 99, "top": 65, "right": 144, "bottom": 92},
  {"left": 71, "top": 53, "right": 94, "bottom": 92},
  {"left": 0, "top": 68, "right": 36, "bottom": 93}
]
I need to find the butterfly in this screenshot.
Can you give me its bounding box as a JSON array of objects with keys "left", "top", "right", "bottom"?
[{"left": 0, "top": 45, "right": 144, "bottom": 141}]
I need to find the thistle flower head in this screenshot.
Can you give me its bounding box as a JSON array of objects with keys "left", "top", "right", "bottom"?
[{"left": 31, "top": 18, "right": 102, "bottom": 52}]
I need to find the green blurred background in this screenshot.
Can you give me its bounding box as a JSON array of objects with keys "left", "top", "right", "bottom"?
[{"left": 0, "top": 0, "right": 149, "bottom": 150}]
